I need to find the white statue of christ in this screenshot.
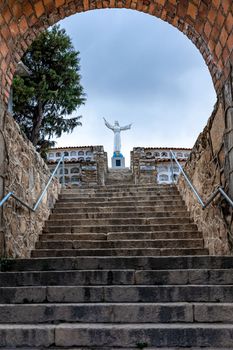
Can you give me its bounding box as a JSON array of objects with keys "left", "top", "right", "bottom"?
[{"left": 103, "top": 118, "right": 132, "bottom": 154}]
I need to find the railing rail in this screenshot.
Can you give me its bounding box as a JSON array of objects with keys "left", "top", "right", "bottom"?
[
  {"left": 170, "top": 150, "right": 233, "bottom": 209},
  {"left": 0, "top": 154, "right": 65, "bottom": 212}
]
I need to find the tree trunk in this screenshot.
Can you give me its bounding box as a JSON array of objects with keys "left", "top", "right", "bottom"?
[{"left": 31, "top": 101, "right": 43, "bottom": 146}]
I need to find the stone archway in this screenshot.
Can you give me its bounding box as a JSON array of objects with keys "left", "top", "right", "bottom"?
[{"left": 0, "top": 0, "right": 232, "bottom": 256}]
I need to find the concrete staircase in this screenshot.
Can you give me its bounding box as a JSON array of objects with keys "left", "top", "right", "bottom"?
[{"left": 1, "top": 184, "right": 233, "bottom": 348}]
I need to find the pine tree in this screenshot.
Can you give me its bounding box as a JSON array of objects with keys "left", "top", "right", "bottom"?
[{"left": 13, "top": 25, "right": 86, "bottom": 154}]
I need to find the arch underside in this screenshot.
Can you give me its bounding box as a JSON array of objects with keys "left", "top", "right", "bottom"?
[{"left": 0, "top": 0, "right": 232, "bottom": 103}]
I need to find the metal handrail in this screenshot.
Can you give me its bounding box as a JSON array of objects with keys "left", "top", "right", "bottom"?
[
  {"left": 0, "top": 154, "right": 65, "bottom": 212},
  {"left": 170, "top": 150, "right": 233, "bottom": 209}
]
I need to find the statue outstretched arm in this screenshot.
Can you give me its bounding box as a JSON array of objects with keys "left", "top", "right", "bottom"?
[
  {"left": 120, "top": 123, "right": 132, "bottom": 131},
  {"left": 103, "top": 117, "right": 114, "bottom": 130}
]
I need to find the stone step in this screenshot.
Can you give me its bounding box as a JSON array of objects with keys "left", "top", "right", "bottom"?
[
  {"left": 31, "top": 248, "right": 208, "bottom": 257},
  {"left": 59, "top": 190, "right": 179, "bottom": 198},
  {"left": 40, "top": 231, "right": 202, "bottom": 241},
  {"left": 61, "top": 187, "right": 179, "bottom": 194},
  {"left": 57, "top": 195, "right": 182, "bottom": 202},
  {"left": 3, "top": 348, "right": 229, "bottom": 350},
  {"left": 86, "top": 184, "right": 175, "bottom": 189},
  {"left": 68, "top": 185, "right": 175, "bottom": 192},
  {"left": 52, "top": 323, "right": 233, "bottom": 348},
  {"left": 1, "top": 285, "right": 233, "bottom": 303},
  {"left": 35, "top": 239, "right": 204, "bottom": 250},
  {"left": 0, "top": 302, "right": 232, "bottom": 324},
  {"left": 52, "top": 205, "right": 187, "bottom": 213},
  {"left": 46, "top": 217, "right": 192, "bottom": 227},
  {"left": 31, "top": 248, "right": 209, "bottom": 258},
  {"left": 54, "top": 199, "right": 185, "bottom": 207},
  {"left": 0, "top": 302, "right": 193, "bottom": 323},
  {"left": 5, "top": 256, "right": 233, "bottom": 272},
  {"left": 50, "top": 211, "right": 190, "bottom": 220},
  {"left": 3, "top": 268, "right": 230, "bottom": 287},
  {"left": 1, "top": 323, "right": 233, "bottom": 348},
  {"left": 44, "top": 223, "right": 198, "bottom": 233}
]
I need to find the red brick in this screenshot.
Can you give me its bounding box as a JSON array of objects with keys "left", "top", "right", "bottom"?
[
  {"left": 161, "top": 8, "right": 167, "bottom": 21},
  {"left": 194, "top": 18, "right": 204, "bottom": 33},
  {"left": 169, "top": 0, "right": 177, "bottom": 5},
  {"left": 23, "top": 1, "right": 34, "bottom": 16},
  {"left": 211, "top": 25, "right": 220, "bottom": 42},
  {"left": 12, "top": 3, "right": 23, "bottom": 18},
  {"left": 187, "top": 2, "right": 197, "bottom": 20},
  {"left": 148, "top": 2, "right": 155, "bottom": 15},
  {"left": 0, "top": 41, "right": 9, "bottom": 59},
  {"left": 1, "top": 25, "right": 11, "bottom": 41},
  {"left": 177, "top": 0, "right": 188, "bottom": 17},
  {"left": 207, "top": 7, "right": 217, "bottom": 24},
  {"left": 55, "top": 0, "right": 66, "bottom": 7},
  {"left": 9, "top": 21, "right": 20, "bottom": 36},
  {"left": 215, "top": 41, "right": 222, "bottom": 59},
  {"left": 216, "top": 10, "right": 225, "bottom": 29},
  {"left": 21, "top": 39, "right": 28, "bottom": 52},
  {"left": 212, "top": 0, "right": 220, "bottom": 9},
  {"left": 1, "top": 60, "right": 8, "bottom": 72},
  {"left": 136, "top": 0, "right": 143, "bottom": 11},
  {"left": 43, "top": 0, "right": 56, "bottom": 12},
  {"left": 199, "top": 1, "right": 208, "bottom": 18},
  {"left": 28, "top": 14, "right": 38, "bottom": 27},
  {"left": 221, "top": 0, "right": 230, "bottom": 15},
  {"left": 82, "top": 0, "right": 89, "bottom": 10},
  {"left": 208, "top": 38, "right": 216, "bottom": 52},
  {"left": 226, "top": 32, "right": 233, "bottom": 53},
  {"left": 109, "top": 0, "right": 115, "bottom": 8},
  {"left": 225, "top": 12, "right": 233, "bottom": 33},
  {"left": 157, "top": 0, "right": 165, "bottom": 5},
  {"left": 220, "top": 26, "right": 229, "bottom": 47},
  {"left": 18, "top": 16, "right": 29, "bottom": 34},
  {"left": 0, "top": 14, "right": 5, "bottom": 26},
  {"left": 223, "top": 46, "right": 230, "bottom": 63},
  {"left": 34, "top": 1, "right": 45, "bottom": 18},
  {"left": 204, "top": 21, "right": 212, "bottom": 39},
  {"left": 2, "top": 7, "right": 13, "bottom": 23}
]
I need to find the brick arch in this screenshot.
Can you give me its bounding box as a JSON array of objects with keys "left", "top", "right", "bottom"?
[{"left": 0, "top": 0, "right": 232, "bottom": 104}]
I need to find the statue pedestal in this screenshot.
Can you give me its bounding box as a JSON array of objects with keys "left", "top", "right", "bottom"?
[{"left": 111, "top": 152, "right": 125, "bottom": 169}]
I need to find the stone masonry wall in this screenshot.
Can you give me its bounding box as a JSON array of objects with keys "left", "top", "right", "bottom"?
[
  {"left": 131, "top": 149, "right": 157, "bottom": 185},
  {"left": 1, "top": 113, "right": 61, "bottom": 258},
  {"left": 95, "top": 148, "right": 108, "bottom": 186},
  {"left": 177, "top": 99, "right": 232, "bottom": 255}
]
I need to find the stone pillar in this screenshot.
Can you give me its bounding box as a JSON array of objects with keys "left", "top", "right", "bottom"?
[
  {"left": 222, "top": 70, "right": 233, "bottom": 238},
  {"left": 223, "top": 70, "right": 233, "bottom": 198},
  {"left": 0, "top": 98, "right": 6, "bottom": 257},
  {"left": 94, "top": 146, "right": 106, "bottom": 186},
  {"left": 132, "top": 148, "right": 142, "bottom": 185}
]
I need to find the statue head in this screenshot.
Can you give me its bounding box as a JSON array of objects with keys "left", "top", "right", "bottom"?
[{"left": 114, "top": 120, "right": 119, "bottom": 126}]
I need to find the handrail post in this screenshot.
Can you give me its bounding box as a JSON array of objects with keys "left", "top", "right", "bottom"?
[
  {"left": 219, "top": 187, "right": 233, "bottom": 207},
  {"left": 0, "top": 192, "right": 13, "bottom": 207},
  {"left": 170, "top": 150, "right": 205, "bottom": 208},
  {"left": 33, "top": 154, "right": 64, "bottom": 211},
  {"left": 170, "top": 151, "right": 175, "bottom": 184},
  {"left": 62, "top": 153, "right": 65, "bottom": 188}
]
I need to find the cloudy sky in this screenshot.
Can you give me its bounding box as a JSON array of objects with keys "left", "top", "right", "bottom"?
[{"left": 55, "top": 9, "right": 216, "bottom": 166}]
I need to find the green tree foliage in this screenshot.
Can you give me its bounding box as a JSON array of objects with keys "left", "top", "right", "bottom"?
[{"left": 13, "top": 25, "right": 86, "bottom": 155}]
